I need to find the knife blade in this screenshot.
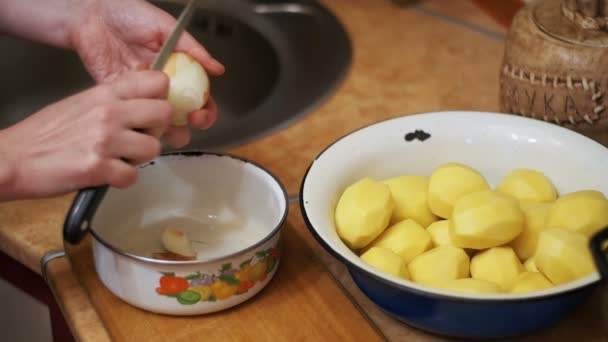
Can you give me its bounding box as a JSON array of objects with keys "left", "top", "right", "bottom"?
[{"left": 151, "top": 0, "right": 197, "bottom": 71}]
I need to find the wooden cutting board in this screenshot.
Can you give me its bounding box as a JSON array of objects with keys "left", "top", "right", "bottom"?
[{"left": 63, "top": 205, "right": 385, "bottom": 341}]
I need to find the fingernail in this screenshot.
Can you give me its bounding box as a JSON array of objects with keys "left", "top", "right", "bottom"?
[{"left": 211, "top": 58, "right": 224, "bottom": 70}]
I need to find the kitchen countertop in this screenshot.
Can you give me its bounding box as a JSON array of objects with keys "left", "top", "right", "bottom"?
[{"left": 3, "top": 0, "right": 604, "bottom": 341}]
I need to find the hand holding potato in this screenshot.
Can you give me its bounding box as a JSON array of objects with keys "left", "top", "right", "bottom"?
[
  {"left": 0, "top": 71, "right": 172, "bottom": 200},
  {"left": 0, "top": 0, "right": 226, "bottom": 149}
]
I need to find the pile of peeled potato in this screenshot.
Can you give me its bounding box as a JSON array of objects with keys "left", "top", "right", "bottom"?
[{"left": 334, "top": 163, "right": 607, "bottom": 295}]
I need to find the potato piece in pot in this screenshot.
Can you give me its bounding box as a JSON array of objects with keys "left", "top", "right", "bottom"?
[
  {"left": 161, "top": 226, "right": 196, "bottom": 258},
  {"left": 335, "top": 178, "right": 393, "bottom": 249}
]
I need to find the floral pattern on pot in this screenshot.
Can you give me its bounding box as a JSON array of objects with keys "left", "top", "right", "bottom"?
[{"left": 155, "top": 247, "right": 280, "bottom": 305}]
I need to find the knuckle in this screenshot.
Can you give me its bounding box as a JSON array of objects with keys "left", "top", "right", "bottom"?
[
  {"left": 159, "top": 101, "right": 173, "bottom": 124},
  {"left": 154, "top": 72, "right": 170, "bottom": 98},
  {"left": 96, "top": 84, "right": 116, "bottom": 101},
  {"left": 94, "top": 105, "right": 115, "bottom": 127},
  {"left": 80, "top": 155, "right": 105, "bottom": 184},
  {"left": 154, "top": 71, "right": 170, "bottom": 88},
  {"left": 144, "top": 138, "right": 162, "bottom": 160},
  {"left": 90, "top": 119, "right": 114, "bottom": 155},
  {"left": 113, "top": 167, "right": 138, "bottom": 188}
]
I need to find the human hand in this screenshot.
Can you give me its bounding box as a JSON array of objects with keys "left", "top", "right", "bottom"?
[
  {"left": 68, "top": 0, "right": 225, "bottom": 147},
  {"left": 0, "top": 71, "right": 172, "bottom": 201}
]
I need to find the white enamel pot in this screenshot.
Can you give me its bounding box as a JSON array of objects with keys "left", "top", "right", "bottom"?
[{"left": 63, "top": 152, "right": 288, "bottom": 315}]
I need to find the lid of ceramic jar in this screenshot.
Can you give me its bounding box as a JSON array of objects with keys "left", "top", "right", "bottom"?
[{"left": 533, "top": 0, "right": 608, "bottom": 47}]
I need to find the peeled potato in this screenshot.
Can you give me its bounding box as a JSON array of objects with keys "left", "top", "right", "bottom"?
[
  {"left": 427, "top": 163, "right": 490, "bottom": 219},
  {"left": 335, "top": 178, "right": 393, "bottom": 249},
  {"left": 450, "top": 191, "right": 525, "bottom": 249},
  {"left": 162, "top": 52, "right": 210, "bottom": 126},
  {"left": 368, "top": 219, "right": 432, "bottom": 263},
  {"left": 495, "top": 169, "right": 557, "bottom": 203},
  {"left": 470, "top": 247, "right": 524, "bottom": 290},
  {"left": 427, "top": 220, "right": 453, "bottom": 247},
  {"left": 161, "top": 226, "right": 196, "bottom": 257},
  {"left": 535, "top": 227, "right": 596, "bottom": 285},
  {"left": 361, "top": 247, "right": 410, "bottom": 280},
  {"left": 408, "top": 246, "right": 470, "bottom": 286},
  {"left": 524, "top": 257, "right": 539, "bottom": 272},
  {"left": 438, "top": 278, "right": 503, "bottom": 294},
  {"left": 510, "top": 203, "right": 552, "bottom": 260},
  {"left": 383, "top": 176, "right": 438, "bottom": 227},
  {"left": 510, "top": 272, "right": 553, "bottom": 293},
  {"left": 545, "top": 190, "right": 608, "bottom": 237}
]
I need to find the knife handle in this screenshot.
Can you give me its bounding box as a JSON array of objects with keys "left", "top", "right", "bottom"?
[{"left": 63, "top": 185, "right": 109, "bottom": 244}]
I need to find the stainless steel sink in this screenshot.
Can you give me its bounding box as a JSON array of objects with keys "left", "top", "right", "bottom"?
[{"left": 0, "top": 0, "right": 351, "bottom": 151}]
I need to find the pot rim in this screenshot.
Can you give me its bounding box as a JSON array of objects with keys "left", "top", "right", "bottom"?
[
  {"left": 300, "top": 111, "right": 603, "bottom": 303},
  {"left": 89, "top": 150, "right": 289, "bottom": 266}
]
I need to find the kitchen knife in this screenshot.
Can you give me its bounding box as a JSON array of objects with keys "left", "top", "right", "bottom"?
[{"left": 63, "top": 0, "right": 198, "bottom": 245}]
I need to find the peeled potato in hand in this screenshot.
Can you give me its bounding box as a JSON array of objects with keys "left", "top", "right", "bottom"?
[
  {"left": 510, "top": 203, "right": 552, "bottom": 260},
  {"left": 335, "top": 178, "right": 393, "bottom": 249},
  {"left": 470, "top": 247, "right": 524, "bottom": 290},
  {"left": 361, "top": 247, "right": 410, "bottom": 280},
  {"left": 496, "top": 169, "right": 557, "bottom": 203},
  {"left": 439, "top": 278, "right": 503, "bottom": 294},
  {"left": 383, "top": 175, "right": 438, "bottom": 227},
  {"left": 450, "top": 191, "right": 525, "bottom": 249},
  {"left": 545, "top": 190, "right": 608, "bottom": 237},
  {"left": 408, "top": 246, "right": 470, "bottom": 286},
  {"left": 510, "top": 272, "right": 553, "bottom": 293},
  {"left": 427, "top": 220, "right": 453, "bottom": 247},
  {"left": 162, "top": 52, "right": 210, "bottom": 126},
  {"left": 368, "top": 219, "right": 432, "bottom": 263},
  {"left": 535, "top": 227, "right": 596, "bottom": 285}
]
